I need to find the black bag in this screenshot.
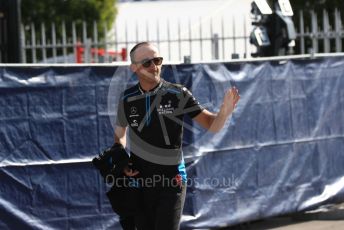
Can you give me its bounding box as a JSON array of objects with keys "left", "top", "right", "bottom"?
[
  {"left": 92, "top": 143, "right": 129, "bottom": 179},
  {"left": 106, "top": 177, "right": 141, "bottom": 216},
  {"left": 92, "top": 143, "right": 141, "bottom": 216}
]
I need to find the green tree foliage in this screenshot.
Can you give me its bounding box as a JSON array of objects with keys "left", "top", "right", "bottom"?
[{"left": 21, "top": 0, "right": 117, "bottom": 38}]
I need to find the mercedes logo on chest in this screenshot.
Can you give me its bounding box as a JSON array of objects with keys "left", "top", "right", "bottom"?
[{"left": 130, "top": 106, "right": 137, "bottom": 114}]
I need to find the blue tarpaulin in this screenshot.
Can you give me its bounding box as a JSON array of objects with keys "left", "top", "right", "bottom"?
[{"left": 1, "top": 56, "right": 344, "bottom": 229}]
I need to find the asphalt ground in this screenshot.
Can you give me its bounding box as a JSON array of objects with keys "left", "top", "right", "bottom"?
[{"left": 216, "top": 203, "right": 344, "bottom": 230}]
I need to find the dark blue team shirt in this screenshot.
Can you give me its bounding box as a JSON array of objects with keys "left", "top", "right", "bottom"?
[{"left": 116, "top": 79, "right": 204, "bottom": 182}]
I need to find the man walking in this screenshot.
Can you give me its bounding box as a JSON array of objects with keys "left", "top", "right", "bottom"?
[{"left": 114, "top": 42, "right": 240, "bottom": 230}]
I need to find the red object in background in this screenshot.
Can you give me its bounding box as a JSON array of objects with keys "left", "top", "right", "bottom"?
[
  {"left": 76, "top": 42, "right": 84, "bottom": 63},
  {"left": 75, "top": 42, "right": 127, "bottom": 63},
  {"left": 120, "top": 48, "right": 127, "bottom": 61}
]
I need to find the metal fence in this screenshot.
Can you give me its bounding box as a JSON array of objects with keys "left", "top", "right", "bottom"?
[
  {"left": 298, "top": 8, "right": 343, "bottom": 54},
  {"left": 20, "top": 8, "right": 344, "bottom": 64}
]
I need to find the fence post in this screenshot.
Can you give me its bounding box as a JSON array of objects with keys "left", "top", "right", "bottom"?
[
  {"left": 85, "top": 39, "right": 91, "bottom": 63},
  {"left": 189, "top": 18, "right": 192, "bottom": 60},
  {"left": 135, "top": 20, "right": 139, "bottom": 44},
  {"left": 104, "top": 23, "right": 109, "bottom": 63},
  {"left": 93, "top": 21, "right": 99, "bottom": 63},
  {"left": 30, "top": 23, "right": 37, "bottom": 63},
  {"left": 41, "top": 23, "right": 47, "bottom": 62},
  {"left": 51, "top": 23, "right": 57, "bottom": 63},
  {"left": 243, "top": 16, "right": 248, "bottom": 59},
  {"left": 323, "top": 9, "right": 330, "bottom": 53},
  {"left": 299, "top": 10, "right": 305, "bottom": 54},
  {"left": 232, "top": 16, "right": 239, "bottom": 59},
  {"left": 156, "top": 19, "right": 160, "bottom": 52},
  {"left": 62, "top": 21, "right": 67, "bottom": 63},
  {"left": 125, "top": 20, "right": 128, "bottom": 61},
  {"left": 199, "top": 17, "right": 203, "bottom": 61},
  {"left": 221, "top": 16, "right": 225, "bottom": 60},
  {"left": 311, "top": 10, "right": 318, "bottom": 54},
  {"left": 210, "top": 18, "right": 214, "bottom": 60},
  {"left": 178, "top": 18, "right": 182, "bottom": 61},
  {"left": 335, "top": 8, "right": 342, "bottom": 52},
  {"left": 20, "top": 24, "right": 26, "bottom": 63},
  {"left": 167, "top": 19, "right": 171, "bottom": 61},
  {"left": 114, "top": 22, "right": 118, "bottom": 58},
  {"left": 212, "top": 33, "right": 219, "bottom": 59},
  {"left": 72, "top": 22, "right": 77, "bottom": 63},
  {"left": 82, "top": 21, "right": 89, "bottom": 63},
  {"left": 146, "top": 19, "right": 149, "bottom": 42}
]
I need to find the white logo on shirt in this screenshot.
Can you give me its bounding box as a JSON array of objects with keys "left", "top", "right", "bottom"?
[
  {"left": 130, "top": 119, "right": 139, "bottom": 127},
  {"left": 157, "top": 101, "right": 174, "bottom": 115}
]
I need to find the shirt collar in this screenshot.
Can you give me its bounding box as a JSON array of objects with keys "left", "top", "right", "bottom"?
[{"left": 138, "top": 80, "right": 163, "bottom": 94}]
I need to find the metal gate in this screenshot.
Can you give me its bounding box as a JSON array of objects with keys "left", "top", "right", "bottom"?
[{"left": 19, "top": 8, "right": 344, "bottom": 64}]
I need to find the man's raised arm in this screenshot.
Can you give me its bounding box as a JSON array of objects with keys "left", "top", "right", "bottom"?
[{"left": 193, "top": 87, "right": 240, "bottom": 132}]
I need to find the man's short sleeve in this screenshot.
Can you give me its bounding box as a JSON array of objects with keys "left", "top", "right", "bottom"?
[
  {"left": 116, "top": 97, "right": 128, "bottom": 127},
  {"left": 182, "top": 87, "right": 204, "bottom": 118}
]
